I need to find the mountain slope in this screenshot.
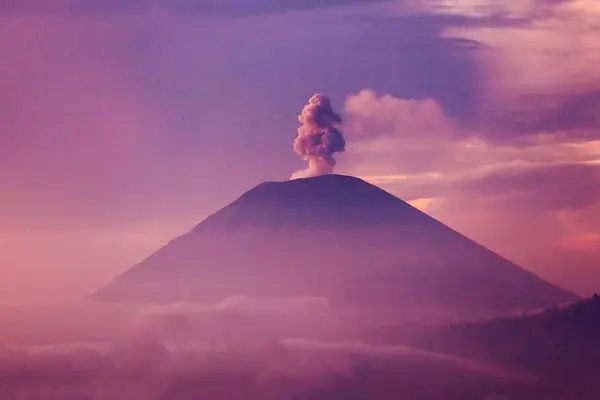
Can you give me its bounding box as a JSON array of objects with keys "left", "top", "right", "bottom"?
[
  {"left": 93, "top": 174, "right": 577, "bottom": 317},
  {"left": 372, "top": 295, "right": 600, "bottom": 398}
]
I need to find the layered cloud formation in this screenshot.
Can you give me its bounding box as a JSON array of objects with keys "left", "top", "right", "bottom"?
[
  {"left": 342, "top": 88, "right": 599, "bottom": 294},
  {"left": 339, "top": 0, "right": 600, "bottom": 294},
  {"left": 0, "top": 300, "right": 541, "bottom": 399},
  {"left": 1, "top": 0, "right": 598, "bottom": 300}
]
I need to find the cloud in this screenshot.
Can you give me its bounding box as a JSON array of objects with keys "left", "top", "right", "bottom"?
[
  {"left": 0, "top": 0, "right": 499, "bottom": 305},
  {"left": 340, "top": 90, "right": 600, "bottom": 295},
  {"left": 425, "top": 195, "right": 600, "bottom": 296},
  {"left": 0, "top": 340, "right": 536, "bottom": 400},
  {"left": 0, "top": 3, "right": 487, "bottom": 232},
  {"left": 442, "top": 0, "right": 600, "bottom": 138},
  {"left": 0, "top": 0, "right": 391, "bottom": 18},
  {"left": 454, "top": 163, "right": 600, "bottom": 212},
  {"left": 3, "top": 0, "right": 597, "bottom": 302},
  {"left": 133, "top": 295, "right": 331, "bottom": 324},
  {"left": 0, "top": 302, "right": 541, "bottom": 400},
  {"left": 345, "top": 89, "right": 455, "bottom": 141}
]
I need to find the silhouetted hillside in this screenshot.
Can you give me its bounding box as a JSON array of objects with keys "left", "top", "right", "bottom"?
[{"left": 374, "top": 295, "right": 600, "bottom": 398}]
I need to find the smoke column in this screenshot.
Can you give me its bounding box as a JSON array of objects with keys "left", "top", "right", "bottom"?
[{"left": 291, "top": 94, "right": 346, "bottom": 180}]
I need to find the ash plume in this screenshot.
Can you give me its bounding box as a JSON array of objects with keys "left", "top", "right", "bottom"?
[{"left": 291, "top": 94, "right": 346, "bottom": 180}]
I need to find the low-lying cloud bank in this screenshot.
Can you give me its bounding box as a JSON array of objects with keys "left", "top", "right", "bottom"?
[{"left": 0, "top": 299, "right": 541, "bottom": 400}]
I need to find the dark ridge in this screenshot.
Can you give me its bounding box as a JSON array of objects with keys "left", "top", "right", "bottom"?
[
  {"left": 228, "top": 174, "right": 402, "bottom": 209},
  {"left": 372, "top": 295, "right": 600, "bottom": 397},
  {"left": 194, "top": 174, "right": 417, "bottom": 231}
]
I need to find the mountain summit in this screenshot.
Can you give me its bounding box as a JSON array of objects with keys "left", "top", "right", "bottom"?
[
  {"left": 94, "top": 174, "right": 577, "bottom": 317},
  {"left": 196, "top": 174, "right": 418, "bottom": 230}
]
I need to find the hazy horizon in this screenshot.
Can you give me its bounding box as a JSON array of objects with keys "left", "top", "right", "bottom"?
[
  {"left": 2, "top": 2, "right": 600, "bottom": 397},
  {"left": 2, "top": 0, "right": 599, "bottom": 306}
]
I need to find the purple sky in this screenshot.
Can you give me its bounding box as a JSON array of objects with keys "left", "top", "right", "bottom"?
[{"left": 1, "top": 0, "right": 599, "bottom": 303}]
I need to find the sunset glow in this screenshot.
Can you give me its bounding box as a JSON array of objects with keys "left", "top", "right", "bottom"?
[
  {"left": 1, "top": 1, "right": 599, "bottom": 398},
  {"left": 1, "top": 0, "right": 598, "bottom": 303}
]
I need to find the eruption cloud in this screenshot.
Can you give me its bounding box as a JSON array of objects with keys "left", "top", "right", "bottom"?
[{"left": 291, "top": 94, "right": 346, "bottom": 180}]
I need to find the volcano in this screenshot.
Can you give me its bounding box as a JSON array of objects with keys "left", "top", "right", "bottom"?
[{"left": 94, "top": 174, "right": 577, "bottom": 317}]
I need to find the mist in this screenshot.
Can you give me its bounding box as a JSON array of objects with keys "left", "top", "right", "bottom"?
[{"left": 0, "top": 297, "right": 542, "bottom": 400}]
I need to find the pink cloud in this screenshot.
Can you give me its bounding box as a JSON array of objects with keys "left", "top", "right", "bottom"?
[
  {"left": 340, "top": 90, "right": 600, "bottom": 295},
  {"left": 1, "top": 0, "right": 597, "bottom": 304},
  {"left": 344, "top": 89, "right": 454, "bottom": 140},
  {"left": 442, "top": 0, "right": 600, "bottom": 136}
]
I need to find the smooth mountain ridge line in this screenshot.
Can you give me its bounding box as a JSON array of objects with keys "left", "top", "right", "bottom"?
[{"left": 92, "top": 174, "right": 578, "bottom": 318}]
